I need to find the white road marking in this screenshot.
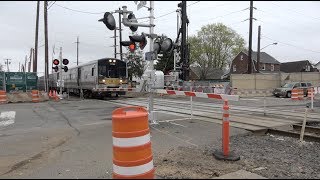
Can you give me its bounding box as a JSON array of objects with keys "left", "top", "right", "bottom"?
[
  {"left": 0, "top": 111, "right": 16, "bottom": 127},
  {"left": 169, "top": 122, "right": 187, "bottom": 128}
]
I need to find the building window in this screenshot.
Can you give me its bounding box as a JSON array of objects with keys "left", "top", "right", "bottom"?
[
  {"left": 261, "top": 63, "right": 266, "bottom": 70},
  {"left": 306, "top": 65, "right": 310, "bottom": 71},
  {"left": 233, "top": 65, "right": 236, "bottom": 72},
  {"left": 271, "top": 64, "right": 274, "bottom": 71},
  {"left": 240, "top": 55, "right": 243, "bottom": 60}
]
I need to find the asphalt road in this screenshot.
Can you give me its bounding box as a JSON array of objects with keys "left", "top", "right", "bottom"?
[{"left": 0, "top": 98, "right": 248, "bottom": 178}]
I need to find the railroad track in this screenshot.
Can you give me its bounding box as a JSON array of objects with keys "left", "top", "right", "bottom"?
[
  {"left": 104, "top": 97, "right": 320, "bottom": 131},
  {"left": 266, "top": 124, "right": 320, "bottom": 142}
]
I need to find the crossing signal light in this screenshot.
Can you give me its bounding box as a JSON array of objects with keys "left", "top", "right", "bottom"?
[
  {"left": 62, "top": 59, "right": 69, "bottom": 65},
  {"left": 62, "top": 66, "right": 68, "bottom": 72},
  {"left": 127, "top": 13, "right": 138, "bottom": 32},
  {"left": 52, "top": 66, "right": 59, "bottom": 72},
  {"left": 121, "top": 41, "right": 136, "bottom": 53},
  {"left": 99, "top": 12, "right": 116, "bottom": 30},
  {"left": 129, "top": 33, "right": 147, "bottom": 50},
  {"left": 153, "top": 37, "right": 173, "bottom": 54},
  {"left": 53, "top": 59, "right": 59, "bottom": 65},
  {"left": 62, "top": 58, "right": 69, "bottom": 72}
]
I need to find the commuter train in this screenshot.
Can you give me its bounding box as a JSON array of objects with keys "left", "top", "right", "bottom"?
[{"left": 38, "top": 58, "right": 128, "bottom": 98}]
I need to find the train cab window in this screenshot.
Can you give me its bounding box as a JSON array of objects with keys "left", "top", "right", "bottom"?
[{"left": 92, "top": 68, "right": 94, "bottom": 76}]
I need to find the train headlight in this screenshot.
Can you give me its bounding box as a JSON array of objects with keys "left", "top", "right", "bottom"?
[
  {"left": 102, "top": 79, "right": 105, "bottom": 82},
  {"left": 113, "top": 60, "right": 116, "bottom": 63},
  {"left": 120, "top": 79, "right": 123, "bottom": 83}
]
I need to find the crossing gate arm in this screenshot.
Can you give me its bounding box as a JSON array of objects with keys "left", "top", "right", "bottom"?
[{"left": 156, "top": 89, "right": 240, "bottom": 101}]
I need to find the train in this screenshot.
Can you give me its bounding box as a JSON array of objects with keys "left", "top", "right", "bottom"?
[{"left": 38, "top": 57, "right": 128, "bottom": 98}]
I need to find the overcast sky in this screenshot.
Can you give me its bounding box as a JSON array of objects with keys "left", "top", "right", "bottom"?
[{"left": 1, "top": 1, "right": 320, "bottom": 75}]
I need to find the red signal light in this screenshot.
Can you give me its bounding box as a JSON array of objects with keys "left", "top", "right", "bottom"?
[
  {"left": 53, "top": 59, "right": 59, "bottom": 65},
  {"left": 129, "top": 43, "right": 136, "bottom": 52}
]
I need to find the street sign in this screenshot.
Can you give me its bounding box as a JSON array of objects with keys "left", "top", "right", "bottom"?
[{"left": 145, "top": 51, "right": 157, "bottom": 61}]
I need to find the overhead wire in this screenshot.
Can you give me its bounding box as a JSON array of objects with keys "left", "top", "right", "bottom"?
[
  {"left": 53, "top": 3, "right": 105, "bottom": 14},
  {"left": 48, "top": 1, "right": 56, "bottom": 10},
  {"left": 261, "top": 35, "right": 320, "bottom": 54}
]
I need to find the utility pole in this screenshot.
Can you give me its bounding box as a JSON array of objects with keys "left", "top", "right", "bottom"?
[
  {"left": 33, "top": 1, "right": 40, "bottom": 73},
  {"left": 28, "top": 48, "right": 33, "bottom": 72},
  {"left": 19, "top": 62, "right": 21, "bottom": 72},
  {"left": 76, "top": 36, "right": 79, "bottom": 66},
  {"left": 24, "top": 55, "right": 27, "bottom": 73},
  {"left": 4, "top": 59, "right": 11, "bottom": 72},
  {"left": 257, "top": 25, "right": 261, "bottom": 73},
  {"left": 180, "top": 1, "right": 189, "bottom": 81},
  {"left": 44, "top": 0, "right": 49, "bottom": 92},
  {"left": 248, "top": 1, "right": 253, "bottom": 74}
]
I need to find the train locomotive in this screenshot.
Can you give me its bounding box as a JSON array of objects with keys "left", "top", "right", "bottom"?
[{"left": 38, "top": 58, "right": 127, "bottom": 98}]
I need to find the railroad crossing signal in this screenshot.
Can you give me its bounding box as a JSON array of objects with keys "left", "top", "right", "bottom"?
[
  {"left": 98, "top": 12, "right": 116, "bottom": 30},
  {"left": 129, "top": 33, "right": 147, "bottom": 50},
  {"left": 62, "top": 58, "right": 69, "bottom": 72},
  {"left": 52, "top": 59, "right": 59, "bottom": 72},
  {"left": 127, "top": 13, "right": 138, "bottom": 32},
  {"left": 121, "top": 41, "right": 136, "bottom": 53},
  {"left": 153, "top": 37, "right": 173, "bottom": 54}
]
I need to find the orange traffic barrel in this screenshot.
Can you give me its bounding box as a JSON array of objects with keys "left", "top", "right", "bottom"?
[
  {"left": 308, "top": 87, "right": 314, "bottom": 99},
  {"left": 0, "top": 90, "right": 7, "bottom": 104},
  {"left": 291, "top": 88, "right": 299, "bottom": 100},
  {"left": 112, "top": 106, "right": 154, "bottom": 179},
  {"left": 298, "top": 89, "right": 304, "bottom": 100},
  {"left": 31, "top": 90, "right": 40, "bottom": 103}
]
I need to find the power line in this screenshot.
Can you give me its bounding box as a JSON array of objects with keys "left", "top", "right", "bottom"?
[
  {"left": 48, "top": 1, "right": 56, "bottom": 10},
  {"left": 206, "top": 7, "right": 248, "bottom": 21},
  {"left": 262, "top": 35, "right": 320, "bottom": 54},
  {"left": 54, "top": 3, "right": 105, "bottom": 14},
  {"left": 140, "top": 1, "right": 201, "bottom": 23},
  {"left": 269, "top": 2, "right": 320, "bottom": 21}
]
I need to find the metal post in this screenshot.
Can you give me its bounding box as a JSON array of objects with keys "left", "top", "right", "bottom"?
[
  {"left": 311, "top": 87, "right": 314, "bottom": 110},
  {"left": 59, "top": 47, "right": 63, "bottom": 97},
  {"left": 148, "top": 1, "right": 156, "bottom": 124},
  {"left": 263, "top": 93, "right": 266, "bottom": 116},
  {"left": 300, "top": 108, "right": 308, "bottom": 142},
  {"left": 190, "top": 86, "right": 193, "bottom": 119},
  {"left": 248, "top": 1, "right": 253, "bottom": 74}
]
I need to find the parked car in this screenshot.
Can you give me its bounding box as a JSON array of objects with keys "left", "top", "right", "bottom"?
[{"left": 272, "top": 82, "right": 312, "bottom": 98}]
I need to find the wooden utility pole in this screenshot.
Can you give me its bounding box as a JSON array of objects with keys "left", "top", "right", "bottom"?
[
  {"left": 257, "top": 25, "right": 261, "bottom": 73},
  {"left": 180, "top": 1, "right": 189, "bottom": 81},
  {"left": 44, "top": 0, "right": 49, "bottom": 91},
  {"left": 33, "top": 1, "right": 40, "bottom": 73},
  {"left": 19, "top": 62, "right": 21, "bottom": 72},
  {"left": 28, "top": 48, "right": 33, "bottom": 72},
  {"left": 248, "top": 1, "right": 253, "bottom": 74}
]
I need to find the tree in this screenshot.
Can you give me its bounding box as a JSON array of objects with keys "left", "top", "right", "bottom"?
[
  {"left": 0, "top": 63, "right": 3, "bottom": 71},
  {"left": 189, "top": 23, "right": 246, "bottom": 80},
  {"left": 125, "top": 32, "right": 146, "bottom": 81}
]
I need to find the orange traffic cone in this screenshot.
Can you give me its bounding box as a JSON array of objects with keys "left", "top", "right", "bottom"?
[{"left": 49, "top": 90, "right": 53, "bottom": 98}]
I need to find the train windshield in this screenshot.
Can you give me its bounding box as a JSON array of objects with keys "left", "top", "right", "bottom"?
[{"left": 98, "top": 59, "right": 126, "bottom": 79}]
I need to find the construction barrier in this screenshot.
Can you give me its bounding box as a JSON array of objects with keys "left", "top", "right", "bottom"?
[
  {"left": 0, "top": 90, "right": 8, "bottom": 104},
  {"left": 213, "top": 100, "right": 240, "bottom": 161},
  {"left": 308, "top": 87, "right": 315, "bottom": 99},
  {"left": 291, "top": 88, "right": 299, "bottom": 100},
  {"left": 298, "top": 89, "right": 304, "bottom": 100},
  {"left": 31, "top": 90, "right": 40, "bottom": 103},
  {"left": 156, "top": 89, "right": 239, "bottom": 101},
  {"left": 112, "top": 106, "right": 154, "bottom": 179}
]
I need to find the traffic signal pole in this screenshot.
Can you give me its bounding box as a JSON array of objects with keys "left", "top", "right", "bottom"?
[
  {"left": 59, "top": 47, "right": 63, "bottom": 97},
  {"left": 148, "top": 1, "right": 155, "bottom": 124}
]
